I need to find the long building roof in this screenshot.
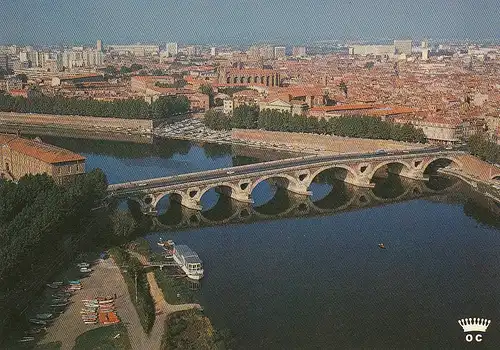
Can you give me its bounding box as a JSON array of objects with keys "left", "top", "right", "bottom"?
[{"left": 0, "top": 134, "right": 86, "bottom": 164}]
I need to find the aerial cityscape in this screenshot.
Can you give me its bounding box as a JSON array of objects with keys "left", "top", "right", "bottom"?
[{"left": 1, "top": 0, "right": 500, "bottom": 349}]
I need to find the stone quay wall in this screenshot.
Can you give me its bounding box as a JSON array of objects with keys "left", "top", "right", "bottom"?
[
  {"left": 0, "top": 112, "right": 153, "bottom": 134},
  {"left": 231, "top": 129, "right": 424, "bottom": 154}
]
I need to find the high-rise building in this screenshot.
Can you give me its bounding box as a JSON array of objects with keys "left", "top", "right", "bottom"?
[
  {"left": 394, "top": 40, "right": 412, "bottom": 55},
  {"left": 96, "top": 39, "right": 102, "bottom": 52},
  {"left": 292, "top": 46, "right": 307, "bottom": 57},
  {"left": 0, "top": 54, "right": 9, "bottom": 71},
  {"left": 421, "top": 41, "right": 428, "bottom": 49},
  {"left": 274, "top": 46, "right": 286, "bottom": 60},
  {"left": 166, "top": 42, "right": 178, "bottom": 57},
  {"left": 186, "top": 46, "right": 197, "bottom": 57},
  {"left": 259, "top": 45, "right": 274, "bottom": 60},
  {"left": 421, "top": 49, "right": 429, "bottom": 61},
  {"left": 210, "top": 47, "right": 217, "bottom": 56}
]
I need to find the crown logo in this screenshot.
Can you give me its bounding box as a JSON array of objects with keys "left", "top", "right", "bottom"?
[{"left": 458, "top": 318, "right": 491, "bottom": 333}]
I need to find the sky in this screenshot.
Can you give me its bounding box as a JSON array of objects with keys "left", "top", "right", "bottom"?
[{"left": 1, "top": 0, "right": 499, "bottom": 45}]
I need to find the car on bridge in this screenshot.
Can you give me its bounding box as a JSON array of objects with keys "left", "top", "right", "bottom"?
[{"left": 375, "top": 149, "right": 387, "bottom": 155}]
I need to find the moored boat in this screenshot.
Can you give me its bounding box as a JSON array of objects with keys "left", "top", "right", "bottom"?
[
  {"left": 36, "top": 313, "right": 53, "bottom": 320},
  {"left": 29, "top": 319, "right": 47, "bottom": 325},
  {"left": 77, "top": 263, "right": 89, "bottom": 268},
  {"left": 50, "top": 302, "right": 69, "bottom": 307},
  {"left": 18, "top": 336, "right": 35, "bottom": 343},
  {"left": 80, "top": 267, "right": 92, "bottom": 273},
  {"left": 172, "top": 244, "right": 204, "bottom": 280}
]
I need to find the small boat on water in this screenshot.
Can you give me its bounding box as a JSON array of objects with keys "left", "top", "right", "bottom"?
[
  {"left": 69, "top": 280, "right": 81, "bottom": 285},
  {"left": 26, "top": 327, "right": 46, "bottom": 335},
  {"left": 158, "top": 239, "right": 174, "bottom": 247},
  {"left": 52, "top": 292, "right": 71, "bottom": 298},
  {"left": 50, "top": 302, "right": 69, "bottom": 307},
  {"left": 77, "top": 263, "right": 89, "bottom": 268},
  {"left": 18, "top": 336, "right": 35, "bottom": 343},
  {"left": 378, "top": 243, "right": 386, "bottom": 249},
  {"left": 29, "top": 319, "right": 47, "bottom": 325},
  {"left": 172, "top": 244, "right": 204, "bottom": 280},
  {"left": 51, "top": 298, "right": 68, "bottom": 303},
  {"left": 80, "top": 268, "right": 92, "bottom": 273},
  {"left": 46, "top": 283, "right": 60, "bottom": 289},
  {"left": 36, "top": 313, "right": 53, "bottom": 320}
]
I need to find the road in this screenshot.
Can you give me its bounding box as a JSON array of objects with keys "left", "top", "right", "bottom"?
[{"left": 108, "top": 146, "right": 462, "bottom": 195}]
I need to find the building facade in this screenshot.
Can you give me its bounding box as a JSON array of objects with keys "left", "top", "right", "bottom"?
[
  {"left": 218, "top": 67, "right": 281, "bottom": 87},
  {"left": 0, "top": 134, "right": 86, "bottom": 183},
  {"left": 394, "top": 40, "right": 412, "bottom": 55}
]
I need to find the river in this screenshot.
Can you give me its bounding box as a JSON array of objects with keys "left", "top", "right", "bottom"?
[{"left": 33, "top": 134, "right": 500, "bottom": 348}]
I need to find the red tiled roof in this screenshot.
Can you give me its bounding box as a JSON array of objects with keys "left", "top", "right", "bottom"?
[{"left": 0, "top": 134, "right": 85, "bottom": 164}]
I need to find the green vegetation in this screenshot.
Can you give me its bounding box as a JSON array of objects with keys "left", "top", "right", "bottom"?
[
  {"left": 153, "top": 270, "right": 197, "bottom": 304},
  {"left": 0, "top": 170, "right": 108, "bottom": 341},
  {"left": 203, "top": 109, "right": 231, "bottom": 130},
  {"left": 364, "top": 61, "right": 375, "bottom": 69},
  {"left": 73, "top": 324, "right": 131, "bottom": 350},
  {"left": 152, "top": 95, "right": 190, "bottom": 119},
  {"left": 0, "top": 67, "right": 14, "bottom": 79},
  {"left": 161, "top": 310, "right": 225, "bottom": 350},
  {"left": 203, "top": 106, "right": 427, "bottom": 143},
  {"left": 0, "top": 92, "right": 189, "bottom": 119},
  {"left": 199, "top": 84, "right": 215, "bottom": 107},
  {"left": 231, "top": 104, "right": 259, "bottom": 129},
  {"left": 467, "top": 134, "right": 500, "bottom": 164},
  {"left": 339, "top": 80, "right": 348, "bottom": 97},
  {"left": 109, "top": 247, "right": 155, "bottom": 334},
  {"left": 155, "top": 79, "right": 187, "bottom": 89}
]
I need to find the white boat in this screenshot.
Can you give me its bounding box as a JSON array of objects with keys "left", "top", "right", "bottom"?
[
  {"left": 172, "top": 244, "right": 204, "bottom": 280},
  {"left": 77, "top": 263, "right": 89, "bottom": 268},
  {"left": 80, "top": 268, "right": 92, "bottom": 273}
]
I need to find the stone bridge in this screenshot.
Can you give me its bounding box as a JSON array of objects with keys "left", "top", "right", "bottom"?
[
  {"left": 106, "top": 149, "right": 498, "bottom": 214},
  {"left": 150, "top": 178, "right": 465, "bottom": 231}
]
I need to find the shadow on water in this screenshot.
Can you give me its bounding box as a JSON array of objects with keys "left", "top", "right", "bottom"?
[
  {"left": 312, "top": 180, "right": 354, "bottom": 210},
  {"left": 425, "top": 174, "right": 458, "bottom": 191},
  {"left": 201, "top": 195, "right": 237, "bottom": 222},
  {"left": 371, "top": 174, "right": 407, "bottom": 200},
  {"left": 253, "top": 187, "right": 292, "bottom": 216}
]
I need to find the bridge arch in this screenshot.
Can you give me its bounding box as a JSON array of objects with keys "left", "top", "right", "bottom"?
[
  {"left": 307, "top": 165, "right": 359, "bottom": 188},
  {"left": 422, "top": 157, "right": 462, "bottom": 174},
  {"left": 367, "top": 160, "right": 414, "bottom": 181},
  {"left": 152, "top": 190, "right": 186, "bottom": 211},
  {"left": 250, "top": 173, "right": 307, "bottom": 196}
]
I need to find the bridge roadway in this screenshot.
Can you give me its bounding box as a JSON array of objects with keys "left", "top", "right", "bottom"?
[{"left": 107, "top": 147, "right": 466, "bottom": 212}]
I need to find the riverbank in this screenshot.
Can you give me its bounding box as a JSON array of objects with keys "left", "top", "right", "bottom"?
[
  {"left": 153, "top": 117, "right": 429, "bottom": 155},
  {"left": 0, "top": 112, "right": 152, "bottom": 135}
]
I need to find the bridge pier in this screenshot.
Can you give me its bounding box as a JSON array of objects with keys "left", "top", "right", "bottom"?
[
  {"left": 347, "top": 176, "right": 375, "bottom": 188},
  {"left": 391, "top": 169, "right": 429, "bottom": 182},
  {"left": 269, "top": 177, "right": 312, "bottom": 196},
  {"left": 215, "top": 186, "right": 254, "bottom": 204}
]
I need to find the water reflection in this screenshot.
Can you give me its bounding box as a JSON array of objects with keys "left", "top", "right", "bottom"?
[{"left": 153, "top": 175, "right": 463, "bottom": 231}]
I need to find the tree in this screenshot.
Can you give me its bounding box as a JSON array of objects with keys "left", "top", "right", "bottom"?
[
  {"left": 203, "top": 109, "right": 231, "bottom": 130},
  {"left": 130, "top": 63, "right": 143, "bottom": 72},
  {"left": 199, "top": 84, "right": 215, "bottom": 107},
  {"left": 104, "top": 66, "right": 118, "bottom": 76},
  {"left": 111, "top": 210, "right": 137, "bottom": 237},
  {"left": 339, "top": 81, "right": 348, "bottom": 98},
  {"left": 364, "top": 61, "right": 375, "bottom": 70},
  {"left": 232, "top": 105, "right": 259, "bottom": 129},
  {"left": 16, "top": 74, "right": 28, "bottom": 84}
]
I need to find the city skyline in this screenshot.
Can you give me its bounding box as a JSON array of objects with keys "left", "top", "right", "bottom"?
[{"left": 1, "top": 0, "right": 499, "bottom": 45}]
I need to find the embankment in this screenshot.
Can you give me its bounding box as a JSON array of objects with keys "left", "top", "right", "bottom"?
[
  {"left": 232, "top": 129, "right": 427, "bottom": 154},
  {"left": 0, "top": 124, "right": 154, "bottom": 144},
  {"left": 0, "top": 112, "right": 153, "bottom": 134}
]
